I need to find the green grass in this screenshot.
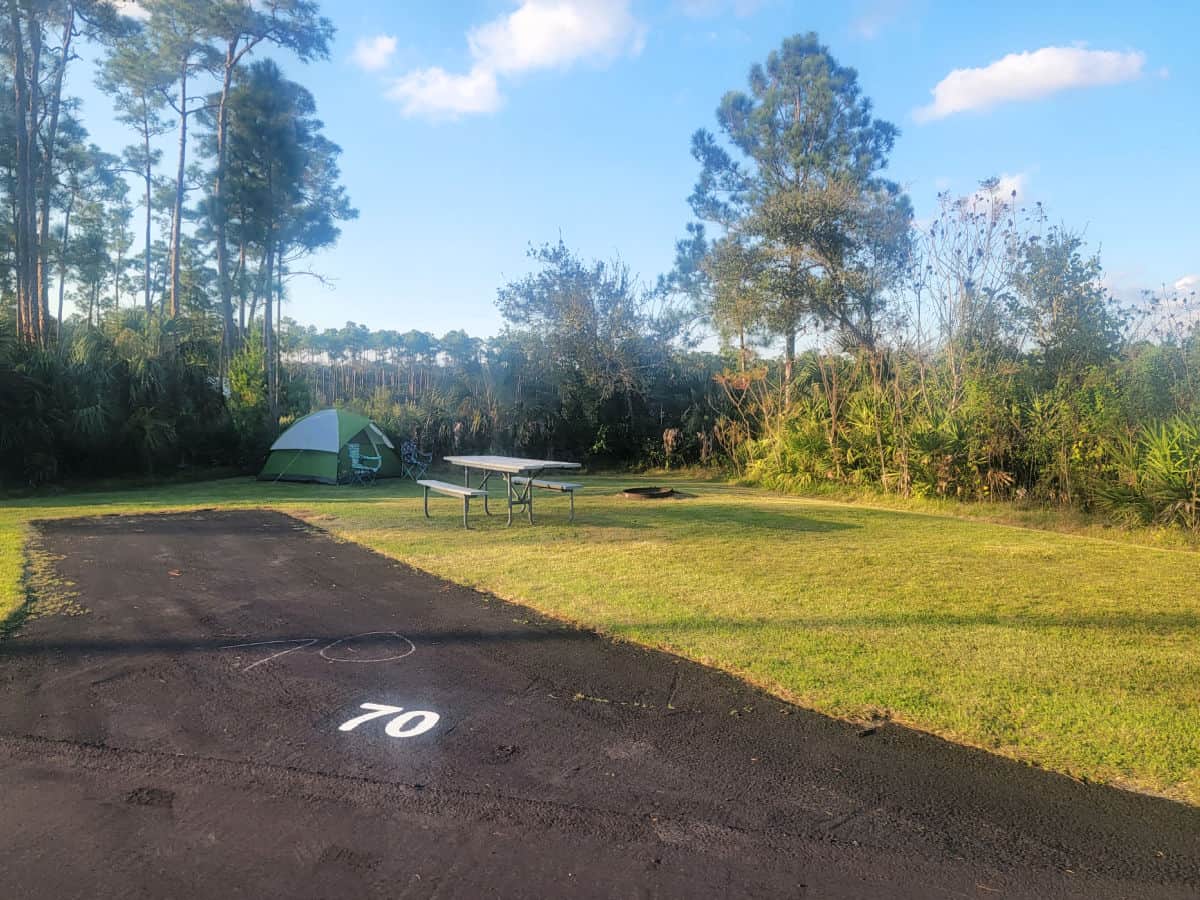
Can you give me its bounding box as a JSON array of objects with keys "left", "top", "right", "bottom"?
[{"left": 2, "top": 473, "right": 1198, "bottom": 804}]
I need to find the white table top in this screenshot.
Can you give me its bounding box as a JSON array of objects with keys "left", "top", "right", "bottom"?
[{"left": 444, "top": 455, "right": 582, "bottom": 474}]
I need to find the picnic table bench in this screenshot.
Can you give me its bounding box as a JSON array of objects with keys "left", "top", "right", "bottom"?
[
  {"left": 422, "top": 455, "right": 582, "bottom": 527},
  {"left": 511, "top": 476, "right": 584, "bottom": 522},
  {"left": 417, "top": 480, "right": 489, "bottom": 529}
]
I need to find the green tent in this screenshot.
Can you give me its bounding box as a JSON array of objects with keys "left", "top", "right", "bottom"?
[{"left": 258, "top": 409, "right": 404, "bottom": 484}]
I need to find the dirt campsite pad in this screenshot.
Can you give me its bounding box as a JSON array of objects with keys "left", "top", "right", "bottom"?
[{"left": 0, "top": 512, "right": 1197, "bottom": 898}]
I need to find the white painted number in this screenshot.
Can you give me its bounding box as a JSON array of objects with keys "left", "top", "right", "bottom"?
[
  {"left": 339, "top": 702, "right": 440, "bottom": 739},
  {"left": 338, "top": 702, "right": 405, "bottom": 732},
  {"left": 384, "top": 710, "right": 440, "bottom": 738}
]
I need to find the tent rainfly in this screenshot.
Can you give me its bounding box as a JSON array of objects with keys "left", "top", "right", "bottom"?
[{"left": 258, "top": 409, "right": 404, "bottom": 484}]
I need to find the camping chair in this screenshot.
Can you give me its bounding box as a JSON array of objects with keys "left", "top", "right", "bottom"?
[
  {"left": 400, "top": 440, "right": 432, "bottom": 481},
  {"left": 347, "top": 442, "right": 382, "bottom": 485}
]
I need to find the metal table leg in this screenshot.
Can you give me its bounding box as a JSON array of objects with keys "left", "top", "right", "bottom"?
[
  {"left": 479, "top": 471, "right": 493, "bottom": 515},
  {"left": 499, "top": 469, "right": 542, "bottom": 526}
]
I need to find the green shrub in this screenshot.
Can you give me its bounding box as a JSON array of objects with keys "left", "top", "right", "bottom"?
[{"left": 1093, "top": 418, "right": 1200, "bottom": 529}]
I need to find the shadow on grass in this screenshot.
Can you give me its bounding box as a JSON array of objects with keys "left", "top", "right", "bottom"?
[
  {"left": 623, "top": 609, "right": 1200, "bottom": 635},
  {"left": 10, "top": 612, "right": 1195, "bottom": 662},
  {"left": 33, "top": 490, "right": 864, "bottom": 539},
  {"left": 396, "top": 504, "right": 861, "bottom": 537},
  {"left": 613, "top": 499, "right": 860, "bottom": 533},
  {"left": 13, "top": 483, "right": 732, "bottom": 515},
  {"left": 7, "top": 478, "right": 865, "bottom": 536}
]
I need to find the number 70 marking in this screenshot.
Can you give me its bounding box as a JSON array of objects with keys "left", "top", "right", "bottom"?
[{"left": 338, "top": 703, "right": 440, "bottom": 738}]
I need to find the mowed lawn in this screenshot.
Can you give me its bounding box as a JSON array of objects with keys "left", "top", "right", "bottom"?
[{"left": 2, "top": 474, "right": 1198, "bottom": 804}]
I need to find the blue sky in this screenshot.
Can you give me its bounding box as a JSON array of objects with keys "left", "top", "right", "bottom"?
[{"left": 73, "top": 1, "right": 1200, "bottom": 337}]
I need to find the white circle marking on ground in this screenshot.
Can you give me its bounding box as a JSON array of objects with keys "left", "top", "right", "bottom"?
[{"left": 320, "top": 631, "right": 416, "bottom": 663}]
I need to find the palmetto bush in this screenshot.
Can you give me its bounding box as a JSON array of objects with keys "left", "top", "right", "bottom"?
[
  {"left": 1093, "top": 418, "right": 1200, "bottom": 530},
  {"left": 908, "top": 411, "right": 985, "bottom": 498},
  {"left": 736, "top": 343, "right": 1200, "bottom": 532},
  {"left": 0, "top": 315, "right": 237, "bottom": 487},
  {"left": 744, "top": 404, "right": 833, "bottom": 492}
]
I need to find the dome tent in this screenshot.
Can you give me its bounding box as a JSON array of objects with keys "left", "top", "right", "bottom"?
[{"left": 258, "top": 409, "right": 404, "bottom": 484}]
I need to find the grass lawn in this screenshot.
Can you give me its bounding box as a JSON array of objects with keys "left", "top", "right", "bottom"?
[{"left": 2, "top": 473, "right": 1198, "bottom": 804}]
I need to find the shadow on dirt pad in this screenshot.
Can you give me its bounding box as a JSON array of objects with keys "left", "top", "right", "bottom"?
[{"left": 0, "top": 511, "right": 1196, "bottom": 899}]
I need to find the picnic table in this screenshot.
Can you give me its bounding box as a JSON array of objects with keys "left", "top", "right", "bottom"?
[{"left": 441, "top": 455, "right": 582, "bottom": 526}]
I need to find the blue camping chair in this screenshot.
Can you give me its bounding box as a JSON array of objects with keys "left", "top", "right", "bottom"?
[
  {"left": 400, "top": 440, "right": 432, "bottom": 481},
  {"left": 347, "top": 442, "right": 382, "bottom": 485}
]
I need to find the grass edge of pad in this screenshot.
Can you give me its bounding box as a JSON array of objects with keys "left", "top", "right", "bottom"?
[
  {"left": 2, "top": 480, "right": 1198, "bottom": 807},
  {"left": 0, "top": 521, "right": 29, "bottom": 634}
]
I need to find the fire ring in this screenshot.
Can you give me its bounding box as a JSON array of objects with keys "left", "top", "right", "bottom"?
[{"left": 621, "top": 486, "right": 676, "bottom": 499}]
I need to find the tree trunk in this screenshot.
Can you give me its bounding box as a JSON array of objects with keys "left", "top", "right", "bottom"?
[
  {"left": 248, "top": 256, "right": 260, "bottom": 326},
  {"left": 55, "top": 195, "right": 73, "bottom": 345},
  {"left": 868, "top": 352, "right": 888, "bottom": 490},
  {"left": 168, "top": 59, "right": 188, "bottom": 318},
  {"left": 113, "top": 244, "right": 121, "bottom": 310},
  {"left": 213, "top": 46, "right": 238, "bottom": 356},
  {"left": 142, "top": 130, "right": 152, "bottom": 313},
  {"left": 236, "top": 240, "right": 246, "bottom": 337},
  {"left": 11, "top": 187, "right": 24, "bottom": 341},
  {"left": 276, "top": 261, "right": 283, "bottom": 405},
  {"left": 783, "top": 328, "right": 796, "bottom": 407},
  {"left": 263, "top": 241, "right": 276, "bottom": 421},
  {"left": 9, "top": 0, "right": 36, "bottom": 344},
  {"left": 891, "top": 365, "right": 911, "bottom": 497},
  {"left": 26, "top": 8, "right": 44, "bottom": 342},
  {"left": 35, "top": 9, "right": 73, "bottom": 343}
]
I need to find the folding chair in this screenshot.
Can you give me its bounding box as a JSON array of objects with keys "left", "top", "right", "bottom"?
[
  {"left": 347, "top": 442, "right": 382, "bottom": 485},
  {"left": 401, "top": 440, "right": 432, "bottom": 481}
]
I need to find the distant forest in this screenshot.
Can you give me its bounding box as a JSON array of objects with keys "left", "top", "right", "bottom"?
[{"left": 2, "top": 10, "right": 1197, "bottom": 529}]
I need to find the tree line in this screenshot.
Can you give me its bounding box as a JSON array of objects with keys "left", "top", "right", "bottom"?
[
  {"left": 2, "top": 1, "right": 346, "bottom": 394},
  {"left": 1, "top": 0, "right": 357, "bottom": 481},
  {"left": 265, "top": 243, "right": 726, "bottom": 469}
]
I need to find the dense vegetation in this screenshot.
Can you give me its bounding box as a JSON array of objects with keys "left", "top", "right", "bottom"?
[
  {"left": 2, "top": 12, "right": 1198, "bottom": 530},
  {"left": 276, "top": 243, "right": 728, "bottom": 466}
]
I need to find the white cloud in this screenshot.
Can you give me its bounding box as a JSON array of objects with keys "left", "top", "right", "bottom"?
[
  {"left": 351, "top": 34, "right": 398, "bottom": 72},
  {"left": 114, "top": 0, "right": 150, "bottom": 20},
  {"left": 388, "top": 0, "right": 646, "bottom": 119},
  {"left": 470, "top": 0, "right": 645, "bottom": 73},
  {"left": 1174, "top": 274, "right": 1200, "bottom": 294},
  {"left": 950, "top": 172, "right": 1031, "bottom": 207},
  {"left": 990, "top": 172, "right": 1027, "bottom": 199},
  {"left": 915, "top": 45, "right": 1146, "bottom": 122},
  {"left": 386, "top": 67, "right": 502, "bottom": 117}
]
